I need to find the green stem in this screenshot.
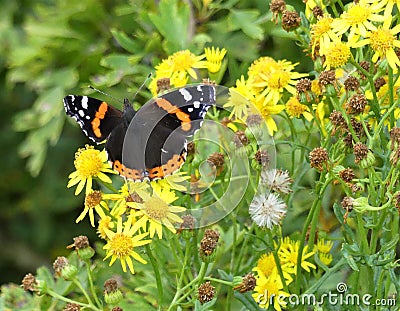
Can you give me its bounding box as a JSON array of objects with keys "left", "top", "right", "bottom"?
[
  {"left": 295, "top": 176, "right": 332, "bottom": 293},
  {"left": 46, "top": 288, "right": 101, "bottom": 311},
  {"left": 304, "top": 257, "right": 347, "bottom": 294},
  {"left": 145, "top": 244, "right": 163, "bottom": 307},
  {"left": 85, "top": 260, "right": 102, "bottom": 308},
  {"left": 73, "top": 278, "right": 95, "bottom": 307},
  {"left": 203, "top": 277, "right": 232, "bottom": 286},
  {"left": 168, "top": 262, "right": 209, "bottom": 310}
]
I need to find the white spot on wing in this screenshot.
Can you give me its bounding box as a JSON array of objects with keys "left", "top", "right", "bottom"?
[
  {"left": 193, "top": 101, "right": 200, "bottom": 109},
  {"left": 161, "top": 148, "right": 168, "bottom": 153},
  {"left": 78, "top": 110, "right": 85, "bottom": 117},
  {"left": 81, "top": 96, "right": 89, "bottom": 109},
  {"left": 179, "top": 88, "right": 192, "bottom": 101},
  {"left": 188, "top": 107, "right": 193, "bottom": 112}
]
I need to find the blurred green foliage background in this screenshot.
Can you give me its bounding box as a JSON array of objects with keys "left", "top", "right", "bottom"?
[{"left": 0, "top": 0, "right": 308, "bottom": 286}]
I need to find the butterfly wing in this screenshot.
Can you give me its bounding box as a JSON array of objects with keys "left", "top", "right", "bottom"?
[
  {"left": 117, "top": 84, "right": 216, "bottom": 181},
  {"left": 63, "top": 95, "right": 123, "bottom": 143}
]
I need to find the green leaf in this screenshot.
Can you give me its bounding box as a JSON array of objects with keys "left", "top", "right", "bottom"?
[
  {"left": 111, "top": 29, "right": 142, "bottom": 54},
  {"left": 148, "top": 0, "right": 190, "bottom": 53},
  {"left": 234, "top": 291, "right": 260, "bottom": 311},
  {"left": 228, "top": 10, "right": 264, "bottom": 40}
]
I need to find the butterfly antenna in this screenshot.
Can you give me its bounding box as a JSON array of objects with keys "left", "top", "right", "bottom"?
[
  {"left": 132, "top": 73, "right": 152, "bottom": 102},
  {"left": 88, "top": 85, "right": 124, "bottom": 104}
]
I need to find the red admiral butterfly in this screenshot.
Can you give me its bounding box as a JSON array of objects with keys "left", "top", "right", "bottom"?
[{"left": 64, "top": 84, "right": 216, "bottom": 181}]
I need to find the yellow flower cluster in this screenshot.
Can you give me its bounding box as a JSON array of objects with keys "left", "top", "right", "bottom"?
[
  {"left": 252, "top": 237, "right": 334, "bottom": 310},
  {"left": 309, "top": 0, "right": 400, "bottom": 72},
  {"left": 149, "top": 47, "right": 227, "bottom": 95},
  {"left": 67, "top": 145, "right": 189, "bottom": 274},
  {"left": 224, "top": 56, "right": 307, "bottom": 135}
]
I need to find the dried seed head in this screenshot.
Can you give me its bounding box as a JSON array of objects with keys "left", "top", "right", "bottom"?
[
  {"left": 64, "top": 303, "right": 81, "bottom": 311},
  {"left": 53, "top": 256, "right": 69, "bottom": 276},
  {"left": 187, "top": 141, "right": 196, "bottom": 156},
  {"left": 233, "top": 272, "right": 257, "bottom": 293},
  {"left": 71, "top": 235, "right": 89, "bottom": 249},
  {"left": 339, "top": 168, "right": 355, "bottom": 183},
  {"left": 296, "top": 78, "right": 312, "bottom": 93},
  {"left": 198, "top": 281, "right": 216, "bottom": 304},
  {"left": 221, "top": 117, "right": 232, "bottom": 127},
  {"left": 233, "top": 131, "right": 249, "bottom": 146},
  {"left": 353, "top": 142, "right": 369, "bottom": 163},
  {"left": 22, "top": 273, "right": 37, "bottom": 292},
  {"left": 207, "top": 152, "right": 225, "bottom": 167},
  {"left": 312, "top": 6, "right": 324, "bottom": 19},
  {"left": 282, "top": 10, "right": 301, "bottom": 32},
  {"left": 127, "top": 192, "right": 144, "bottom": 204},
  {"left": 329, "top": 110, "right": 346, "bottom": 130},
  {"left": 246, "top": 114, "right": 263, "bottom": 127},
  {"left": 104, "top": 279, "right": 123, "bottom": 305},
  {"left": 390, "top": 127, "right": 400, "bottom": 150},
  {"left": 179, "top": 215, "right": 196, "bottom": 230},
  {"left": 344, "top": 76, "right": 360, "bottom": 92},
  {"left": 254, "top": 149, "right": 270, "bottom": 166},
  {"left": 204, "top": 229, "right": 220, "bottom": 242},
  {"left": 359, "top": 61, "right": 371, "bottom": 79},
  {"left": 200, "top": 229, "right": 220, "bottom": 257},
  {"left": 156, "top": 78, "right": 171, "bottom": 94},
  {"left": 390, "top": 146, "right": 400, "bottom": 166},
  {"left": 394, "top": 192, "right": 400, "bottom": 215},
  {"left": 343, "top": 132, "right": 354, "bottom": 148},
  {"left": 318, "top": 70, "right": 336, "bottom": 86},
  {"left": 346, "top": 94, "right": 367, "bottom": 114},
  {"left": 67, "top": 235, "right": 95, "bottom": 260},
  {"left": 111, "top": 307, "right": 123, "bottom": 311},
  {"left": 104, "top": 279, "right": 119, "bottom": 294},
  {"left": 350, "top": 117, "right": 368, "bottom": 139},
  {"left": 341, "top": 196, "right": 354, "bottom": 210},
  {"left": 374, "top": 77, "right": 386, "bottom": 91},
  {"left": 270, "top": 0, "right": 286, "bottom": 15},
  {"left": 309, "top": 147, "right": 329, "bottom": 171}
]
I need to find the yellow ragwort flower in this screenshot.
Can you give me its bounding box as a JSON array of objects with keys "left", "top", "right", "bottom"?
[
  {"left": 252, "top": 270, "right": 290, "bottom": 311},
  {"left": 67, "top": 145, "right": 114, "bottom": 195},
  {"left": 331, "top": 0, "right": 385, "bottom": 44},
  {"left": 253, "top": 253, "right": 293, "bottom": 284},
  {"left": 76, "top": 190, "right": 109, "bottom": 227},
  {"left": 310, "top": 15, "right": 336, "bottom": 56},
  {"left": 170, "top": 49, "right": 207, "bottom": 79},
  {"left": 97, "top": 215, "right": 115, "bottom": 239},
  {"left": 224, "top": 75, "right": 255, "bottom": 120},
  {"left": 254, "top": 95, "right": 285, "bottom": 136},
  {"left": 278, "top": 237, "right": 316, "bottom": 274},
  {"left": 151, "top": 171, "right": 190, "bottom": 193},
  {"left": 250, "top": 59, "right": 308, "bottom": 106},
  {"left": 317, "top": 238, "right": 334, "bottom": 253},
  {"left": 103, "top": 182, "right": 150, "bottom": 217},
  {"left": 319, "top": 252, "right": 333, "bottom": 266},
  {"left": 204, "top": 47, "right": 227, "bottom": 73},
  {"left": 130, "top": 187, "right": 186, "bottom": 239},
  {"left": 305, "top": 0, "right": 327, "bottom": 19},
  {"left": 323, "top": 40, "right": 352, "bottom": 69},
  {"left": 103, "top": 217, "right": 151, "bottom": 274},
  {"left": 352, "top": 18, "right": 400, "bottom": 71},
  {"left": 381, "top": 0, "right": 400, "bottom": 20},
  {"left": 285, "top": 96, "right": 313, "bottom": 121}
]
